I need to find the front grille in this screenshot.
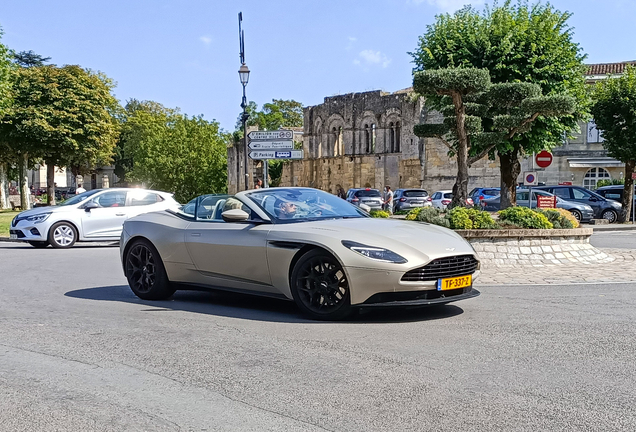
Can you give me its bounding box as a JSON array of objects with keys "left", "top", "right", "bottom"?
[
  {"left": 402, "top": 255, "right": 478, "bottom": 282},
  {"left": 363, "top": 287, "right": 471, "bottom": 304}
]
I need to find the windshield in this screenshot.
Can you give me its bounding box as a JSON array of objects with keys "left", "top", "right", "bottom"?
[
  {"left": 403, "top": 190, "right": 428, "bottom": 197},
  {"left": 58, "top": 189, "right": 101, "bottom": 206},
  {"left": 355, "top": 189, "right": 381, "bottom": 198},
  {"left": 247, "top": 188, "right": 367, "bottom": 223}
]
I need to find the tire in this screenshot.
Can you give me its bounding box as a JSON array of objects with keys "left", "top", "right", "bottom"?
[
  {"left": 48, "top": 222, "right": 77, "bottom": 248},
  {"left": 569, "top": 209, "right": 582, "bottom": 223},
  {"left": 601, "top": 209, "right": 617, "bottom": 223},
  {"left": 28, "top": 241, "right": 49, "bottom": 248},
  {"left": 124, "top": 239, "right": 176, "bottom": 300},
  {"left": 290, "top": 249, "right": 352, "bottom": 320}
]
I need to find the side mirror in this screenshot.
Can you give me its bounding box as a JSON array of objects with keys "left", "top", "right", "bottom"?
[
  {"left": 84, "top": 202, "right": 99, "bottom": 212},
  {"left": 589, "top": 197, "right": 598, "bottom": 202},
  {"left": 221, "top": 209, "right": 250, "bottom": 222},
  {"left": 359, "top": 204, "right": 371, "bottom": 213}
]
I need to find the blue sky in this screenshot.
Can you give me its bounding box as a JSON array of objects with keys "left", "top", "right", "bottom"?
[{"left": 1, "top": 0, "right": 635, "bottom": 132}]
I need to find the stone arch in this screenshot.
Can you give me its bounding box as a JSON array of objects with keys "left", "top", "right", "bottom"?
[
  {"left": 358, "top": 111, "right": 376, "bottom": 155},
  {"left": 326, "top": 114, "right": 345, "bottom": 157},
  {"left": 313, "top": 117, "right": 323, "bottom": 158}
]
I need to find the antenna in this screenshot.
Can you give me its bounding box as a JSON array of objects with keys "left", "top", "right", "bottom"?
[{"left": 238, "top": 12, "right": 245, "bottom": 64}]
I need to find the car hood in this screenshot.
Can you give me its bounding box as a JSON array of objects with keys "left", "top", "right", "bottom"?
[
  {"left": 14, "top": 205, "right": 77, "bottom": 219},
  {"left": 269, "top": 218, "right": 475, "bottom": 268}
]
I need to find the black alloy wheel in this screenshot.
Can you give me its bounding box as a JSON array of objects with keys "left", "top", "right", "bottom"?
[
  {"left": 601, "top": 209, "right": 617, "bottom": 223},
  {"left": 291, "top": 249, "right": 352, "bottom": 320},
  {"left": 125, "top": 239, "right": 176, "bottom": 300},
  {"left": 569, "top": 209, "right": 582, "bottom": 223}
]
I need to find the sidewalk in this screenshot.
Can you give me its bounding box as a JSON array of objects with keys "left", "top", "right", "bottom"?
[
  {"left": 476, "top": 247, "right": 636, "bottom": 286},
  {"left": 591, "top": 223, "right": 636, "bottom": 232}
]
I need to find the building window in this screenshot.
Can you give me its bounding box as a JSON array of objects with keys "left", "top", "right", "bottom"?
[
  {"left": 389, "top": 122, "right": 395, "bottom": 153},
  {"left": 395, "top": 122, "right": 401, "bottom": 153},
  {"left": 338, "top": 126, "right": 344, "bottom": 156},
  {"left": 332, "top": 127, "right": 337, "bottom": 156},
  {"left": 364, "top": 125, "right": 370, "bottom": 153},
  {"left": 583, "top": 167, "right": 610, "bottom": 189},
  {"left": 371, "top": 124, "right": 376, "bottom": 153},
  {"left": 316, "top": 127, "right": 322, "bottom": 158},
  {"left": 587, "top": 120, "right": 604, "bottom": 143}
]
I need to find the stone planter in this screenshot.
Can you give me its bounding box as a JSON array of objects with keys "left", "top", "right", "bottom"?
[{"left": 455, "top": 228, "right": 613, "bottom": 267}]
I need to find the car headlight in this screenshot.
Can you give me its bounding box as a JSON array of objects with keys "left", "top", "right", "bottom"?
[
  {"left": 342, "top": 240, "right": 407, "bottom": 263},
  {"left": 26, "top": 213, "right": 51, "bottom": 224},
  {"left": 584, "top": 205, "right": 593, "bottom": 211}
]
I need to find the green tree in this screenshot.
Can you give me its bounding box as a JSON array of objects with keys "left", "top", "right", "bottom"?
[
  {"left": 414, "top": 68, "right": 574, "bottom": 207},
  {"left": 0, "top": 26, "right": 15, "bottom": 209},
  {"left": 591, "top": 66, "right": 636, "bottom": 223},
  {"left": 123, "top": 104, "right": 229, "bottom": 202},
  {"left": 0, "top": 65, "right": 120, "bottom": 205},
  {"left": 411, "top": 1, "right": 587, "bottom": 208},
  {"left": 12, "top": 50, "right": 51, "bottom": 67},
  {"left": 235, "top": 99, "right": 303, "bottom": 132}
]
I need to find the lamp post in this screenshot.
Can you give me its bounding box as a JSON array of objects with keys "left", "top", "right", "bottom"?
[{"left": 239, "top": 63, "right": 250, "bottom": 191}]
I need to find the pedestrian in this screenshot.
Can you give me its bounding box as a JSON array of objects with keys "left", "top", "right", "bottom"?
[
  {"left": 254, "top": 178, "right": 263, "bottom": 189},
  {"left": 76, "top": 183, "right": 86, "bottom": 194},
  {"left": 337, "top": 187, "right": 346, "bottom": 199},
  {"left": 384, "top": 186, "right": 394, "bottom": 215}
]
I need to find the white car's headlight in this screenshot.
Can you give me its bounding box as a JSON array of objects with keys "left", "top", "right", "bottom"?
[
  {"left": 26, "top": 213, "right": 51, "bottom": 224},
  {"left": 342, "top": 240, "right": 407, "bottom": 264}
]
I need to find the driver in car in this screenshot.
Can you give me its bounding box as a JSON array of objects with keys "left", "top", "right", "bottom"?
[{"left": 277, "top": 200, "right": 297, "bottom": 219}]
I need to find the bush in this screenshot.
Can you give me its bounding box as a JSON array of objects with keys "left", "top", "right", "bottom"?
[
  {"left": 498, "top": 206, "right": 553, "bottom": 229},
  {"left": 405, "top": 207, "right": 423, "bottom": 220},
  {"left": 538, "top": 208, "right": 579, "bottom": 229},
  {"left": 447, "top": 207, "right": 498, "bottom": 229},
  {"left": 596, "top": 178, "right": 624, "bottom": 188},
  {"left": 411, "top": 207, "right": 450, "bottom": 228},
  {"left": 369, "top": 209, "right": 390, "bottom": 218}
]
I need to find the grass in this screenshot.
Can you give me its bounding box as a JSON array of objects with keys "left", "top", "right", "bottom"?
[{"left": 0, "top": 210, "right": 20, "bottom": 237}]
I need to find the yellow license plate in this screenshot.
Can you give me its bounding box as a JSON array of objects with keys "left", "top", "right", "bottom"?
[{"left": 437, "top": 274, "right": 472, "bottom": 291}]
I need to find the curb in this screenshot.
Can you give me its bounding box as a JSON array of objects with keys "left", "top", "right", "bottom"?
[
  {"left": 591, "top": 224, "right": 636, "bottom": 232},
  {"left": 0, "top": 237, "right": 20, "bottom": 243}
]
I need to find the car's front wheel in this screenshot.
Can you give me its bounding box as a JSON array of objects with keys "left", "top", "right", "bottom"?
[
  {"left": 569, "top": 209, "right": 582, "bottom": 223},
  {"left": 48, "top": 222, "right": 77, "bottom": 248},
  {"left": 601, "top": 209, "right": 617, "bottom": 223},
  {"left": 125, "top": 239, "right": 176, "bottom": 300},
  {"left": 291, "top": 249, "right": 352, "bottom": 320}
]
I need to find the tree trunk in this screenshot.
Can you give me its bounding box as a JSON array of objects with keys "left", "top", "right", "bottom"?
[
  {"left": 450, "top": 92, "right": 469, "bottom": 208},
  {"left": 619, "top": 160, "right": 635, "bottom": 223},
  {"left": 20, "top": 153, "right": 30, "bottom": 210},
  {"left": 0, "top": 163, "right": 8, "bottom": 210},
  {"left": 46, "top": 162, "right": 56, "bottom": 206},
  {"left": 499, "top": 147, "right": 521, "bottom": 210}
]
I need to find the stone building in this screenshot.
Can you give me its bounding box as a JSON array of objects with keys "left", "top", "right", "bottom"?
[{"left": 228, "top": 60, "right": 635, "bottom": 194}]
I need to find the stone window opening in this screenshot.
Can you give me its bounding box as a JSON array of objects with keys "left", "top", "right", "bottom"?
[
  {"left": 395, "top": 122, "right": 401, "bottom": 153},
  {"left": 332, "top": 127, "right": 338, "bottom": 157},
  {"left": 364, "top": 125, "right": 370, "bottom": 154},
  {"left": 583, "top": 167, "right": 610, "bottom": 189},
  {"left": 316, "top": 127, "right": 322, "bottom": 158},
  {"left": 389, "top": 122, "right": 395, "bottom": 153},
  {"left": 338, "top": 126, "right": 344, "bottom": 156},
  {"left": 371, "top": 124, "right": 376, "bottom": 153}
]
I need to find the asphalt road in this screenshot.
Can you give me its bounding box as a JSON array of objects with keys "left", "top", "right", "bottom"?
[
  {"left": 1, "top": 242, "right": 635, "bottom": 431},
  {"left": 590, "top": 229, "right": 636, "bottom": 249}
]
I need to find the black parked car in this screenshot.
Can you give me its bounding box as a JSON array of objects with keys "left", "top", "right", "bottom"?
[
  {"left": 534, "top": 185, "right": 623, "bottom": 223},
  {"left": 595, "top": 185, "right": 636, "bottom": 220},
  {"left": 393, "top": 188, "right": 431, "bottom": 212}
]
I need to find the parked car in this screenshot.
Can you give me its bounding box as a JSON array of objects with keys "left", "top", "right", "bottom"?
[
  {"left": 469, "top": 187, "right": 500, "bottom": 208},
  {"left": 431, "top": 190, "right": 473, "bottom": 210},
  {"left": 393, "top": 188, "right": 431, "bottom": 212},
  {"left": 345, "top": 188, "right": 383, "bottom": 210},
  {"left": 481, "top": 189, "right": 594, "bottom": 222},
  {"left": 595, "top": 185, "right": 636, "bottom": 220},
  {"left": 120, "top": 187, "right": 480, "bottom": 320},
  {"left": 9, "top": 188, "right": 180, "bottom": 248},
  {"left": 534, "top": 185, "right": 622, "bottom": 223}
]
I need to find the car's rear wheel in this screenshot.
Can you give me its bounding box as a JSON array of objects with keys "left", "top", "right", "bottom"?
[
  {"left": 125, "top": 239, "right": 176, "bottom": 300},
  {"left": 28, "top": 241, "right": 49, "bottom": 248},
  {"left": 291, "top": 249, "right": 352, "bottom": 320},
  {"left": 48, "top": 222, "right": 77, "bottom": 248},
  {"left": 569, "top": 209, "right": 582, "bottom": 223},
  {"left": 601, "top": 209, "right": 617, "bottom": 223}
]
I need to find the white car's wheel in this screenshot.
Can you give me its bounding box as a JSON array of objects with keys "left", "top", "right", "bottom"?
[{"left": 48, "top": 222, "right": 77, "bottom": 248}]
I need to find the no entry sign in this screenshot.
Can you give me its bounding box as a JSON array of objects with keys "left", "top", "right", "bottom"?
[{"left": 535, "top": 151, "right": 553, "bottom": 168}]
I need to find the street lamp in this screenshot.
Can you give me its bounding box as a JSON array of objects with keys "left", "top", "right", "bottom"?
[{"left": 239, "top": 62, "right": 250, "bottom": 190}]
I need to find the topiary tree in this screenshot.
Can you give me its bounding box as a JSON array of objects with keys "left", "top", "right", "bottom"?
[{"left": 591, "top": 66, "right": 636, "bottom": 223}]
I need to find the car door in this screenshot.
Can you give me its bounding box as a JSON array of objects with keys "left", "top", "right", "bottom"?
[
  {"left": 570, "top": 187, "right": 603, "bottom": 217},
  {"left": 184, "top": 196, "right": 274, "bottom": 291},
  {"left": 431, "top": 192, "right": 441, "bottom": 208},
  {"left": 81, "top": 190, "right": 128, "bottom": 238}
]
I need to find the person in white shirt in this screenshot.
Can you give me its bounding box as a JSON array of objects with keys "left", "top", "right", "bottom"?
[
  {"left": 384, "top": 186, "right": 394, "bottom": 215},
  {"left": 75, "top": 183, "right": 86, "bottom": 194}
]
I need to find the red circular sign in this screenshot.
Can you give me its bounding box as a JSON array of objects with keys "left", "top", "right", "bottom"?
[{"left": 535, "top": 150, "right": 553, "bottom": 168}]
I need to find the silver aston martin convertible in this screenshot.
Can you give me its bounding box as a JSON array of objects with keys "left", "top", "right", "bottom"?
[{"left": 120, "top": 187, "right": 480, "bottom": 320}]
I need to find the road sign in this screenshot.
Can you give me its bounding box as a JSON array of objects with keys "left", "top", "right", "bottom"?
[
  {"left": 524, "top": 171, "right": 538, "bottom": 186},
  {"left": 537, "top": 195, "right": 557, "bottom": 209},
  {"left": 249, "top": 150, "right": 304, "bottom": 160},
  {"left": 247, "top": 130, "right": 294, "bottom": 141},
  {"left": 535, "top": 151, "right": 553, "bottom": 168},
  {"left": 248, "top": 141, "right": 294, "bottom": 150}
]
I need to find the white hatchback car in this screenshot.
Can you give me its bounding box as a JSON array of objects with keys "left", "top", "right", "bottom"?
[
  {"left": 430, "top": 190, "right": 474, "bottom": 210},
  {"left": 10, "top": 188, "right": 180, "bottom": 248}
]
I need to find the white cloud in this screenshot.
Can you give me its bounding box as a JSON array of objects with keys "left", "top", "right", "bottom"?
[
  {"left": 410, "top": 0, "right": 483, "bottom": 12},
  {"left": 346, "top": 36, "right": 357, "bottom": 51},
  {"left": 355, "top": 49, "right": 391, "bottom": 68},
  {"left": 199, "top": 36, "right": 212, "bottom": 45}
]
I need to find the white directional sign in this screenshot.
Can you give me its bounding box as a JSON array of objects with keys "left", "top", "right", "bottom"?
[
  {"left": 247, "top": 130, "right": 294, "bottom": 141},
  {"left": 248, "top": 141, "right": 294, "bottom": 150},
  {"left": 249, "top": 150, "right": 304, "bottom": 160}
]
